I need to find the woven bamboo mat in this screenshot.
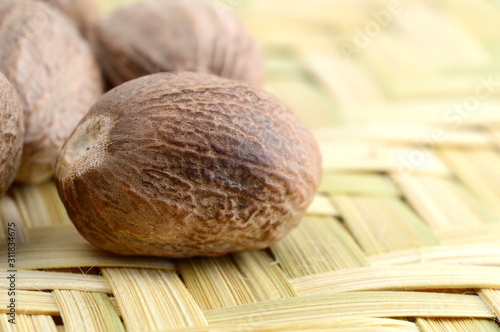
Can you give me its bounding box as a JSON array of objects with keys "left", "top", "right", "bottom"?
[{"left": 2, "top": 0, "right": 500, "bottom": 330}]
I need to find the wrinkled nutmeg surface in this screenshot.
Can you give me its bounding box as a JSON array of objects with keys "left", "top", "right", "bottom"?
[
  {"left": 92, "top": 0, "right": 265, "bottom": 87},
  {"left": 0, "top": 0, "right": 103, "bottom": 184},
  {"left": 0, "top": 72, "right": 24, "bottom": 197},
  {"left": 55, "top": 72, "right": 322, "bottom": 258}
]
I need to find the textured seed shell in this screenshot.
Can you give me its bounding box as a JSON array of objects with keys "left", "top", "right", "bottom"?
[
  {"left": 55, "top": 72, "right": 322, "bottom": 258},
  {"left": 0, "top": 72, "right": 24, "bottom": 197},
  {"left": 92, "top": 0, "right": 265, "bottom": 87},
  {"left": 0, "top": 0, "right": 104, "bottom": 184},
  {"left": 39, "top": 0, "right": 99, "bottom": 35}
]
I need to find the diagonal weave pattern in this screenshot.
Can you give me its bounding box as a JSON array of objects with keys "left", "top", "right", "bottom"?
[{"left": 2, "top": 0, "right": 500, "bottom": 330}]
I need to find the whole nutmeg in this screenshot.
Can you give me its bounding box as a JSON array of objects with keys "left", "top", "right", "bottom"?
[
  {"left": 0, "top": 0, "right": 103, "bottom": 184},
  {"left": 0, "top": 72, "right": 24, "bottom": 197},
  {"left": 38, "top": 0, "right": 99, "bottom": 35},
  {"left": 92, "top": 0, "right": 265, "bottom": 87},
  {"left": 55, "top": 72, "right": 322, "bottom": 258}
]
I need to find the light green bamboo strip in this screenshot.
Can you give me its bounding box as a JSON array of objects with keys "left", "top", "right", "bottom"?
[
  {"left": 0, "top": 314, "right": 58, "bottom": 331},
  {"left": 204, "top": 291, "right": 494, "bottom": 326},
  {"left": 102, "top": 268, "right": 208, "bottom": 331},
  {"left": 317, "top": 173, "right": 399, "bottom": 197},
  {"left": 155, "top": 317, "right": 420, "bottom": 331},
  {"left": 439, "top": 148, "right": 500, "bottom": 220},
  {"left": 306, "top": 195, "right": 338, "bottom": 217},
  {"left": 53, "top": 290, "right": 124, "bottom": 332},
  {"left": 0, "top": 269, "right": 111, "bottom": 293},
  {"left": 264, "top": 79, "right": 339, "bottom": 129},
  {"left": 8, "top": 182, "right": 72, "bottom": 229},
  {"left": 0, "top": 242, "right": 174, "bottom": 270},
  {"left": 0, "top": 290, "right": 59, "bottom": 315},
  {"left": 320, "top": 141, "right": 450, "bottom": 175},
  {"left": 416, "top": 317, "right": 500, "bottom": 332},
  {"left": 443, "top": 0, "right": 500, "bottom": 41},
  {"left": 370, "top": 244, "right": 500, "bottom": 266},
  {"left": 292, "top": 265, "right": 500, "bottom": 296},
  {"left": 392, "top": 174, "right": 498, "bottom": 231},
  {"left": 234, "top": 0, "right": 390, "bottom": 27},
  {"left": 480, "top": 289, "right": 500, "bottom": 319},
  {"left": 314, "top": 124, "right": 490, "bottom": 148},
  {"left": 342, "top": 101, "right": 500, "bottom": 126},
  {"left": 300, "top": 51, "right": 387, "bottom": 110},
  {"left": 270, "top": 216, "right": 369, "bottom": 279},
  {"left": 360, "top": 6, "right": 491, "bottom": 99},
  {"left": 437, "top": 224, "right": 500, "bottom": 245},
  {"left": 332, "top": 195, "right": 440, "bottom": 255}
]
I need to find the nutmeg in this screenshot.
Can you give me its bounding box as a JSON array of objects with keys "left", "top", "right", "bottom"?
[
  {"left": 0, "top": 72, "right": 24, "bottom": 197},
  {"left": 55, "top": 72, "right": 322, "bottom": 258},
  {"left": 0, "top": 0, "right": 104, "bottom": 184},
  {"left": 39, "top": 0, "right": 99, "bottom": 35},
  {"left": 92, "top": 0, "right": 265, "bottom": 87}
]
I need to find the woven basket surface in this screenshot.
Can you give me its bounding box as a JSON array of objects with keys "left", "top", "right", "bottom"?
[{"left": 2, "top": 0, "right": 500, "bottom": 331}]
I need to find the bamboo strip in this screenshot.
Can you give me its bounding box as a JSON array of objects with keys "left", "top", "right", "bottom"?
[
  {"left": 437, "top": 224, "right": 500, "bottom": 245},
  {"left": 0, "top": 269, "right": 111, "bottom": 293},
  {"left": 154, "top": 317, "right": 420, "bottom": 331},
  {"left": 231, "top": 250, "right": 298, "bottom": 300},
  {"left": 8, "top": 182, "right": 72, "bottom": 229},
  {"left": 0, "top": 195, "right": 29, "bottom": 245},
  {"left": 392, "top": 174, "right": 498, "bottom": 231},
  {"left": 270, "top": 216, "right": 369, "bottom": 279},
  {"left": 306, "top": 195, "right": 338, "bottom": 217},
  {"left": 109, "top": 297, "right": 121, "bottom": 317},
  {"left": 343, "top": 101, "right": 500, "bottom": 126},
  {"left": 0, "top": 290, "right": 59, "bottom": 315},
  {"left": 415, "top": 317, "right": 500, "bottom": 332},
  {"left": 26, "top": 225, "right": 87, "bottom": 244},
  {"left": 370, "top": 244, "right": 500, "bottom": 266},
  {"left": 53, "top": 290, "right": 124, "bottom": 332},
  {"left": 102, "top": 268, "right": 207, "bottom": 331},
  {"left": 440, "top": 0, "right": 500, "bottom": 41},
  {"left": 0, "top": 314, "right": 58, "bottom": 332},
  {"left": 393, "top": 5, "right": 489, "bottom": 69},
  {"left": 318, "top": 173, "right": 399, "bottom": 197},
  {"left": 177, "top": 256, "right": 259, "bottom": 310},
  {"left": 292, "top": 265, "right": 500, "bottom": 295},
  {"left": 0, "top": 242, "right": 174, "bottom": 270},
  {"left": 178, "top": 250, "right": 298, "bottom": 311},
  {"left": 204, "top": 291, "right": 494, "bottom": 326},
  {"left": 300, "top": 52, "right": 386, "bottom": 109},
  {"left": 263, "top": 79, "right": 340, "bottom": 129},
  {"left": 320, "top": 142, "right": 450, "bottom": 175},
  {"left": 332, "top": 195, "right": 440, "bottom": 255},
  {"left": 480, "top": 289, "right": 500, "bottom": 318},
  {"left": 439, "top": 148, "right": 500, "bottom": 219},
  {"left": 314, "top": 124, "right": 490, "bottom": 147}
]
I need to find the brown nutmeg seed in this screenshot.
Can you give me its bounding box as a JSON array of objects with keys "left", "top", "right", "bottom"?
[
  {"left": 0, "top": 0, "right": 104, "bottom": 184},
  {"left": 0, "top": 72, "right": 24, "bottom": 197},
  {"left": 92, "top": 0, "right": 265, "bottom": 87},
  {"left": 55, "top": 72, "right": 322, "bottom": 258},
  {"left": 38, "top": 0, "right": 99, "bottom": 35}
]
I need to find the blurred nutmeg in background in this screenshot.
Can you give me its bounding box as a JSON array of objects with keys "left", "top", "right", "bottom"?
[
  {"left": 0, "top": 0, "right": 104, "bottom": 184},
  {"left": 92, "top": 0, "right": 265, "bottom": 87},
  {"left": 38, "top": 0, "right": 99, "bottom": 36},
  {"left": 0, "top": 72, "right": 24, "bottom": 197}
]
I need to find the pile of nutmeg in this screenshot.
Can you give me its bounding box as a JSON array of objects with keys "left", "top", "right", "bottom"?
[{"left": 0, "top": 0, "right": 322, "bottom": 258}]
